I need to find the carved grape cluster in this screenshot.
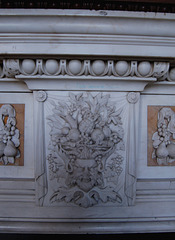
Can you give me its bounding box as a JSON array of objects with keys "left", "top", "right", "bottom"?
[{"left": 107, "top": 155, "right": 124, "bottom": 176}]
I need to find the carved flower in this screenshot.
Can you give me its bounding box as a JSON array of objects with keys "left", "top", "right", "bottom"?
[{"left": 110, "top": 133, "right": 120, "bottom": 144}]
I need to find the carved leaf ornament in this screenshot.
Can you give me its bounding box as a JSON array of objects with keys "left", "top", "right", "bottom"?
[
  {"left": 152, "top": 107, "right": 175, "bottom": 165},
  {"left": 0, "top": 105, "right": 20, "bottom": 165},
  {"left": 47, "top": 92, "right": 125, "bottom": 207}
]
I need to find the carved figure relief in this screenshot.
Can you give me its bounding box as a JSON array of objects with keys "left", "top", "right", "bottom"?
[
  {"left": 0, "top": 104, "right": 24, "bottom": 166},
  {"left": 148, "top": 106, "right": 175, "bottom": 166},
  {"left": 47, "top": 92, "right": 125, "bottom": 207}
]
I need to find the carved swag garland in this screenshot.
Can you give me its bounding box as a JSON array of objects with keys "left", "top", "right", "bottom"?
[
  {"left": 152, "top": 107, "right": 175, "bottom": 166},
  {"left": 47, "top": 92, "right": 125, "bottom": 208},
  {"left": 0, "top": 105, "right": 20, "bottom": 165}
]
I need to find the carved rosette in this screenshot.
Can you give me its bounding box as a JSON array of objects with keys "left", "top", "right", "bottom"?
[
  {"left": 36, "top": 91, "right": 47, "bottom": 102},
  {"left": 0, "top": 105, "right": 20, "bottom": 165},
  {"left": 47, "top": 92, "right": 125, "bottom": 208},
  {"left": 127, "top": 92, "right": 140, "bottom": 104},
  {"left": 152, "top": 107, "right": 175, "bottom": 165}
]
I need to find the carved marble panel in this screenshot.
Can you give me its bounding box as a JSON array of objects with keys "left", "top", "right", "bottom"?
[
  {"left": 35, "top": 91, "right": 138, "bottom": 208},
  {"left": 148, "top": 106, "right": 175, "bottom": 166},
  {"left": 0, "top": 104, "right": 24, "bottom": 166}
]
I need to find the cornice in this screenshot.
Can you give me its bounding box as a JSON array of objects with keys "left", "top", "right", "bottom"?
[
  {"left": 0, "top": 10, "right": 175, "bottom": 35},
  {"left": 0, "top": 10, "right": 174, "bottom": 58},
  {"left": 1, "top": 34, "right": 175, "bottom": 47},
  {"left": 0, "top": 11, "right": 174, "bottom": 89}
]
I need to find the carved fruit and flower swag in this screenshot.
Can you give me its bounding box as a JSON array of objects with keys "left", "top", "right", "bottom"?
[
  {"left": 47, "top": 92, "right": 125, "bottom": 208},
  {"left": 0, "top": 104, "right": 20, "bottom": 165},
  {"left": 152, "top": 107, "right": 175, "bottom": 166}
]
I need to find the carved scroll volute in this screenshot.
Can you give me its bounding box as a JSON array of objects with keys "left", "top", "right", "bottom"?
[{"left": 125, "top": 92, "right": 140, "bottom": 205}]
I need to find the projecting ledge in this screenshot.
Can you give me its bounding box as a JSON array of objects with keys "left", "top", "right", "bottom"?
[
  {"left": 143, "top": 81, "right": 175, "bottom": 94},
  {"left": 16, "top": 75, "right": 156, "bottom": 91}
]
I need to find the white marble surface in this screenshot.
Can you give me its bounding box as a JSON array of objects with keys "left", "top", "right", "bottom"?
[
  {"left": 0, "top": 9, "right": 174, "bottom": 234},
  {"left": 0, "top": 10, "right": 174, "bottom": 57}
]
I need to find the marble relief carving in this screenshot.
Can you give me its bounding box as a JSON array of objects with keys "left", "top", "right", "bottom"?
[
  {"left": 0, "top": 104, "right": 22, "bottom": 165},
  {"left": 0, "top": 59, "right": 173, "bottom": 80},
  {"left": 148, "top": 106, "right": 175, "bottom": 166},
  {"left": 47, "top": 92, "right": 125, "bottom": 208}
]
